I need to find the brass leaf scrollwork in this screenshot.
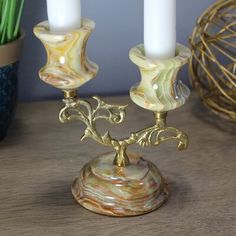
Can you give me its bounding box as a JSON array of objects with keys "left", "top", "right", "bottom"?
[
  {"left": 59, "top": 96, "right": 127, "bottom": 149},
  {"left": 59, "top": 96, "right": 188, "bottom": 167}
]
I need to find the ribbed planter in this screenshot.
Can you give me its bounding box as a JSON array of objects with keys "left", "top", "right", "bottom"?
[{"left": 0, "top": 31, "right": 24, "bottom": 141}]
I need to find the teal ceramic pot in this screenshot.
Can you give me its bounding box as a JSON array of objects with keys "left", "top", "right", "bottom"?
[
  {"left": 0, "top": 32, "right": 24, "bottom": 141},
  {"left": 0, "top": 63, "right": 19, "bottom": 140}
]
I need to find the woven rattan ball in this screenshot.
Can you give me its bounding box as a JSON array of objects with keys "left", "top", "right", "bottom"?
[{"left": 189, "top": 0, "right": 236, "bottom": 121}]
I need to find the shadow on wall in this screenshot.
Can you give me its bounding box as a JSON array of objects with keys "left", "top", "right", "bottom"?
[{"left": 18, "top": 0, "right": 216, "bottom": 102}]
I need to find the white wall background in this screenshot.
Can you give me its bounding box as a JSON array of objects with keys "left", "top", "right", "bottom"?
[{"left": 19, "top": 0, "right": 216, "bottom": 101}]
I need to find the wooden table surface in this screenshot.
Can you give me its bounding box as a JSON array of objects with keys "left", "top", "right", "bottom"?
[{"left": 0, "top": 94, "right": 235, "bottom": 236}]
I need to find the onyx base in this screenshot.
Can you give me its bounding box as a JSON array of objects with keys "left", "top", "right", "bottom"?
[{"left": 72, "top": 152, "right": 169, "bottom": 217}]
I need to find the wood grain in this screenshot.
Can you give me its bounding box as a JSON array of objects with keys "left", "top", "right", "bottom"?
[{"left": 0, "top": 93, "right": 235, "bottom": 236}]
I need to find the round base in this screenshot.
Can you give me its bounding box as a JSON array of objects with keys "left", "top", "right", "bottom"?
[{"left": 72, "top": 152, "right": 169, "bottom": 217}]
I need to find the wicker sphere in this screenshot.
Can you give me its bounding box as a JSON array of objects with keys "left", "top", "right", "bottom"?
[{"left": 189, "top": 0, "right": 236, "bottom": 121}]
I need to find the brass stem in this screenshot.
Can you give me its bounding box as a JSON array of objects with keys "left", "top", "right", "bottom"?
[
  {"left": 63, "top": 90, "right": 77, "bottom": 99},
  {"left": 113, "top": 145, "right": 130, "bottom": 167},
  {"left": 154, "top": 112, "right": 168, "bottom": 126}
]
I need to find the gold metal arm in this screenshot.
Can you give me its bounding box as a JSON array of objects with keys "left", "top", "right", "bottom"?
[{"left": 59, "top": 95, "right": 188, "bottom": 167}]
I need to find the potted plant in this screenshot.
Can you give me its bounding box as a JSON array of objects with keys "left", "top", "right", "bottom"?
[{"left": 0, "top": 0, "right": 24, "bottom": 140}]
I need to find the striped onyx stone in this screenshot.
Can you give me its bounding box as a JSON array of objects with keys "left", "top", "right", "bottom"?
[{"left": 130, "top": 44, "right": 191, "bottom": 112}]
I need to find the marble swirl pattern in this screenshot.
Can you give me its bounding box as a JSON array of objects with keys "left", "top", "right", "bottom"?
[
  {"left": 130, "top": 44, "right": 191, "bottom": 112},
  {"left": 34, "top": 18, "right": 98, "bottom": 91},
  {"left": 72, "top": 152, "right": 169, "bottom": 216}
]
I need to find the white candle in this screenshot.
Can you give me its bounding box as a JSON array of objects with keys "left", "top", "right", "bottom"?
[
  {"left": 144, "top": 0, "right": 176, "bottom": 59},
  {"left": 46, "top": 0, "right": 81, "bottom": 32}
]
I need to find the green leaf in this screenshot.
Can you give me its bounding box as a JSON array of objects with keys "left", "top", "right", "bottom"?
[
  {"left": 0, "top": 0, "right": 9, "bottom": 34},
  {"left": 0, "top": 0, "right": 24, "bottom": 45},
  {"left": 13, "top": 0, "right": 24, "bottom": 39},
  {"left": 0, "top": 0, "right": 10, "bottom": 44},
  {"left": 7, "top": 0, "right": 17, "bottom": 40}
]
